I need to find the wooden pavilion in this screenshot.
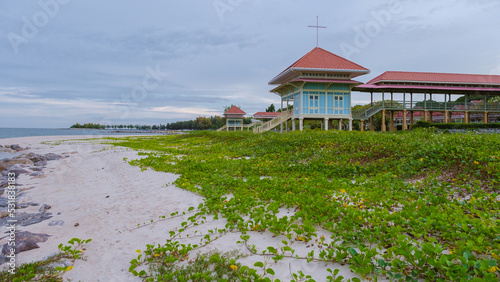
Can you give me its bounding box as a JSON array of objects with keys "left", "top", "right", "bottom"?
[
  {"left": 219, "top": 106, "right": 248, "bottom": 131},
  {"left": 254, "top": 47, "right": 370, "bottom": 133},
  {"left": 352, "top": 71, "right": 500, "bottom": 131}
]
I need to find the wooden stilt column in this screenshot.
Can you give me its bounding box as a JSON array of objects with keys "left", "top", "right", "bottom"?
[
  {"left": 381, "top": 109, "right": 386, "bottom": 132},
  {"left": 424, "top": 110, "right": 429, "bottom": 122},
  {"left": 444, "top": 111, "right": 449, "bottom": 123},
  {"left": 403, "top": 110, "right": 407, "bottom": 130},
  {"left": 484, "top": 112, "right": 489, "bottom": 124},
  {"left": 360, "top": 120, "right": 364, "bottom": 132},
  {"left": 285, "top": 98, "right": 289, "bottom": 133},
  {"left": 370, "top": 116, "right": 374, "bottom": 131},
  {"left": 465, "top": 111, "right": 470, "bottom": 124},
  {"left": 280, "top": 99, "right": 284, "bottom": 133},
  {"left": 429, "top": 111, "right": 433, "bottom": 123},
  {"left": 390, "top": 111, "right": 395, "bottom": 131}
]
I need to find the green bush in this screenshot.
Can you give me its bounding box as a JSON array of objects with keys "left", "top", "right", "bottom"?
[{"left": 413, "top": 122, "right": 500, "bottom": 130}]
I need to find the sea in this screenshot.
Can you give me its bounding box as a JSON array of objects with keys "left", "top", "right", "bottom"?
[{"left": 0, "top": 128, "right": 156, "bottom": 139}]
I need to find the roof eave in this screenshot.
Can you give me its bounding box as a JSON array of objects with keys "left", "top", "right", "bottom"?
[
  {"left": 374, "top": 79, "right": 500, "bottom": 87},
  {"left": 269, "top": 67, "right": 370, "bottom": 85}
]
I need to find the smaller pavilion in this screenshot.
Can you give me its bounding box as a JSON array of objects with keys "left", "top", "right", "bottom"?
[{"left": 222, "top": 106, "right": 247, "bottom": 131}]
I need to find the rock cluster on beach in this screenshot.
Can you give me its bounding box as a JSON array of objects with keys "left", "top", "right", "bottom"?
[{"left": 0, "top": 144, "right": 66, "bottom": 264}]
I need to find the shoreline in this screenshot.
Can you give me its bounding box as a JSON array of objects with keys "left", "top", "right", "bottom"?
[
  {"left": 0, "top": 135, "right": 358, "bottom": 281},
  {"left": 0, "top": 135, "right": 202, "bottom": 280}
]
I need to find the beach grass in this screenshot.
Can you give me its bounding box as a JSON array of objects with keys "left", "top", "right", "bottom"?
[
  {"left": 112, "top": 129, "right": 500, "bottom": 281},
  {"left": 0, "top": 238, "right": 91, "bottom": 282}
]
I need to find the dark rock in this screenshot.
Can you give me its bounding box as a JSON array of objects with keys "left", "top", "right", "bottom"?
[
  {"left": 0, "top": 158, "right": 34, "bottom": 168},
  {"left": 44, "top": 153, "right": 62, "bottom": 161},
  {"left": 0, "top": 212, "right": 53, "bottom": 227},
  {"left": 31, "top": 167, "right": 43, "bottom": 172},
  {"left": 10, "top": 145, "right": 22, "bottom": 151},
  {"left": 74, "top": 223, "right": 79, "bottom": 227},
  {"left": 1, "top": 231, "right": 51, "bottom": 255},
  {"left": 0, "top": 197, "right": 8, "bottom": 208},
  {"left": 34, "top": 161, "right": 47, "bottom": 167},
  {"left": 39, "top": 204, "right": 51, "bottom": 212},
  {"left": 48, "top": 220, "right": 64, "bottom": 226},
  {"left": 24, "top": 153, "right": 46, "bottom": 163},
  {"left": 3, "top": 166, "right": 30, "bottom": 177},
  {"left": 0, "top": 211, "right": 8, "bottom": 218},
  {"left": 30, "top": 172, "right": 41, "bottom": 177},
  {"left": 0, "top": 188, "right": 3, "bottom": 196},
  {"left": 15, "top": 203, "right": 29, "bottom": 209},
  {"left": 15, "top": 202, "right": 38, "bottom": 209},
  {"left": 20, "top": 213, "right": 53, "bottom": 226}
]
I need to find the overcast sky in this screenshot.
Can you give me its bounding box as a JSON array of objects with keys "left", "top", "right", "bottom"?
[{"left": 1, "top": 0, "right": 500, "bottom": 128}]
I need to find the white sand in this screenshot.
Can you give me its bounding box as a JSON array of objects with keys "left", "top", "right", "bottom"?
[{"left": 0, "top": 135, "right": 359, "bottom": 281}]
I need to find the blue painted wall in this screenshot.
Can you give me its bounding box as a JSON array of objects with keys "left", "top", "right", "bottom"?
[{"left": 299, "top": 83, "right": 351, "bottom": 115}]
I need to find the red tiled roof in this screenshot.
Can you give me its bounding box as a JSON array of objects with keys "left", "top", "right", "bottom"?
[
  {"left": 367, "top": 71, "right": 500, "bottom": 85},
  {"left": 355, "top": 84, "right": 500, "bottom": 93},
  {"left": 270, "top": 47, "right": 369, "bottom": 84},
  {"left": 286, "top": 47, "right": 369, "bottom": 71},
  {"left": 253, "top": 112, "right": 281, "bottom": 118},
  {"left": 224, "top": 106, "right": 246, "bottom": 115}
]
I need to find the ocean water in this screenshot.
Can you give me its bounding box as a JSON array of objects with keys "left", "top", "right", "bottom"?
[{"left": 0, "top": 128, "right": 153, "bottom": 139}]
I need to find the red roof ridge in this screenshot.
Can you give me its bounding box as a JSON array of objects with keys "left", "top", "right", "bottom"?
[
  {"left": 224, "top": 106, "right": 246, "bottom": 115},
  {"left": 270, "top": 47, "right": 369, "bottom": 84},
  {"left": 289, "top": 47, "right": 369, "bottom": 71},
  {"left": 367, "top": 71, "right": 500, "bottom": 85}
]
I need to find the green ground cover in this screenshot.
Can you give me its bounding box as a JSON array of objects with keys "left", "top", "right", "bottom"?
[
  {"left": 0, "top": 238, "right": 91, "bottom": 282},
  {"left": 114, "top": 130, "right": 500, "bottom": 281}
]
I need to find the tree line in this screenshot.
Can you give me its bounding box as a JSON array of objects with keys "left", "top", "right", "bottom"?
[
  {"left": 69, "top": 116, "right": 252, "bottom": 131},
  {"left": 70, "top": 123, "right": 169, "bottom": 130}
]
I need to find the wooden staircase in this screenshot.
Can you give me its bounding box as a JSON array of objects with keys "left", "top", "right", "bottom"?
[
  {"left": 253, "top": 110, "right": 293, "bottom": 133},
  {"left": 216, "top": 125, "right": 227, "bottom": 131}
]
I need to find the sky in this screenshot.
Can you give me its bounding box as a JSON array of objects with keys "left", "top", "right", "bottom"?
[{"left": 1, "top": 0, "right": 500, "bottom": 128}]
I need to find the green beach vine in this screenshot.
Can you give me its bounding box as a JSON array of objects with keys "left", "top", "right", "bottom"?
[{"left": 114, "top": 130, "right": 500, "bottom": 281}]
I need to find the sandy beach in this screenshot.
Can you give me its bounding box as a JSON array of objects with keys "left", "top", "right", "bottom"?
[{"left": 0, "top": 135, "right": 357, "bottom": 281}]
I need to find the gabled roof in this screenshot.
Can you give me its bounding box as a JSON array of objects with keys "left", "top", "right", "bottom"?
[
  {"left": 367, "top": 71, "right": 500, "bottom": 85},
  {"left": 269, "top": 47, "right": 370, "bottom": 84},
  {"left": 224, "top": 106, "right": 246, "bottom": 115}
]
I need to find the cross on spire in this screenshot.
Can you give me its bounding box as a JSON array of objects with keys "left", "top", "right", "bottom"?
[{"left": 308, "top": 16, "right": 327, "bottom": 47}]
